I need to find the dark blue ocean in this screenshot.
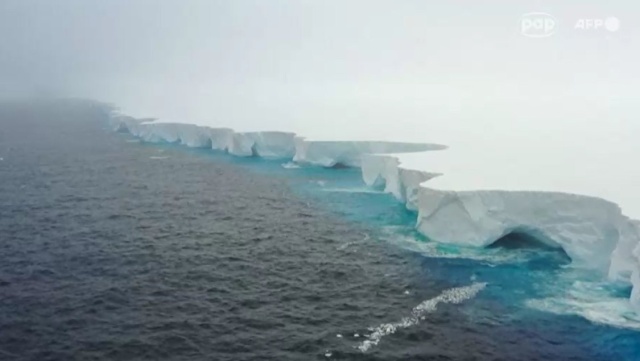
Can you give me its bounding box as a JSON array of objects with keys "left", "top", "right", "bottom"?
[{"left": 1, "top": 100, "right": 639, "bottom": 360}]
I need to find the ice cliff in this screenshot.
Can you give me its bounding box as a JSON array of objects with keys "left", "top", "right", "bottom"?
[
  {"left": 361, "top": 154, "right": 441, "bottom": 211},
  {"left": 360, "top": 152, "right": 640, "bottom": 311},
  {"left": 109, "top": 113, "right": 640, "bottom": 310},
  {"left": 110, "top": 116, "right": 440, "bottom": 163},
  {"left": 111, "top": 117, "right": 296, "bottom": 158}
]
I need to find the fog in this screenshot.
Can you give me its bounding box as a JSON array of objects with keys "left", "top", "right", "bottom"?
[{"left": 1, "top": 0, "right": 639, "bottom": 216}]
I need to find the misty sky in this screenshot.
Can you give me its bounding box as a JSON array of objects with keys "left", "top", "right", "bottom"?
[{"left": 1, "top": 0, "right": 638, "bottom": 216}]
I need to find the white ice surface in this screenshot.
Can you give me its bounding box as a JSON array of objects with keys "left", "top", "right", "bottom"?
[
  {"left": 395, "top": 142, "right": 640, "bottom": 219},
  {"left": 110, "top": 113, "right": 640, "bottom": 311},
  {"left": 361, "top": 148, "right": 640, "bottom": 311},
  {"left": 293, "top": 137, "right": 445, "bottom": 167}
]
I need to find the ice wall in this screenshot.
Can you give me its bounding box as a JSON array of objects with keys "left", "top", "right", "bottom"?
[
  {"left": 109, "top": 113, "right": 640, "bottom": 310},
  {"left": 109, "top": 117, "right": 296, "bottom": 158},
  {"left": 109, "top": 115, "right": 443, "bottom": 164},
  {"left": 229, "top": 132, "right": 296, "bottom": 158},
  {"left": 609, "top": 220, "right": 640, "bottom": 308},
  {"left": 361, "top": 154, "right": 441, "bottom": 211},
  {"left": 415, "top": 188, "right": 624, "bottom": 270},
  {"left": 360, "top": 151, "right": 640, "bottom": 310},
  {"left": 110, "top": 114, "right": 153, "bottom": 135}
]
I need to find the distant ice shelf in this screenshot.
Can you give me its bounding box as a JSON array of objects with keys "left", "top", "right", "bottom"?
[
  {"left": 109, "top": 113, "right": 640, "bottom": 311},
  {"left": 110, "top": 115, "right": 443, "bottom": 163}
]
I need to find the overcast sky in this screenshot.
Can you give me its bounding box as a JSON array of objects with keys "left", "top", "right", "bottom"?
[{"left": 1, "top": 0, "right": 639, "bottom": 215}]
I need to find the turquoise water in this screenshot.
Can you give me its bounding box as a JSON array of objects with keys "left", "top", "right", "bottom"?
[
  {"left": 141, "top": 139, "right": 640, "bottom": 360},
  {"left": 5, "top": 102, "right": 638, "bottom": 360}
]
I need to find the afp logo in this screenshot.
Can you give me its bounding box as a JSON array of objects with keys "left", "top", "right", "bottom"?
[{"left": 521, "top": 12, "right": 556, "bottom": 38}]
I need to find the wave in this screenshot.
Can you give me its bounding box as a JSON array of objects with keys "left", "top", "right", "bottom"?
[
  {"left": 357, "top": 282, "right": 487, "bottom": 352},
  {"left": 527, "top": 278, "right": 640, "bottom": 331},
  {"left": 320, "top": 187, "right": 385, "bottom": 194},
  {"left": 281, "top": 162, "right": 300, "bottom": 169}
]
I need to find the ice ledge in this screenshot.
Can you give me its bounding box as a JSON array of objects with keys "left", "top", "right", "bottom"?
[
  {"left": 109, "top": 112, "right": 640, "bottom": 311},
  {"left": 293, "top": 137, "right": 446, "bottom": 167}
]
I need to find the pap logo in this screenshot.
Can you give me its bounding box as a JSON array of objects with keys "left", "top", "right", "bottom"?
[
  {"left": 575, "top": 17, "right": 620, "bottom": 32},
  {"left": 521, "top": 12, "right": 556, "bottom": 38}
]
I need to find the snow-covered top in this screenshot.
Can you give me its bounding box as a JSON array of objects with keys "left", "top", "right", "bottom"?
[{"left": 393, "top": 145, "right": 639, "bottom": 220}]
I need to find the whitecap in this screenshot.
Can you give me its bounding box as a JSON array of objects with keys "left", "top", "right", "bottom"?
[
  {"left": 357, "top": 282, "right": 487, "bottom": 352},
  {"left": 320, "top": 187, "right": 384, "bottom": 194},
  {"left": 526, "top": 278, "right": 640, "bottom": 330}
]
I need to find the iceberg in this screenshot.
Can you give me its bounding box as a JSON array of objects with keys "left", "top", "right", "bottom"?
[
  {"left": 109, "top": 114, "right": 152, "bottom": 135},
  {"left": 109, "top": 112, "right": 640, "bottom": 311},
  {"left": 229, "top": 131, "right": 296, "bottom": 158},
  {"left": 207, "top": 128, "right": 235, "bottom": 151},
  {"left": 137, "top": 122, "right": 232, "bottom": 149},
  {"left": 109, "top": 115, "right": 443, "bottom": 164},
  {"left": 109, "top": 117, "right": 296, "bottom": 158},
  {"left": 360, "top": 149, "right": 640, "bottom": 311},
  {"left": 609, "top": 220, "right": 640, "bottom": 307},
  {"left": 415, "top": 188, "right": 626, "bottom": 271}
]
